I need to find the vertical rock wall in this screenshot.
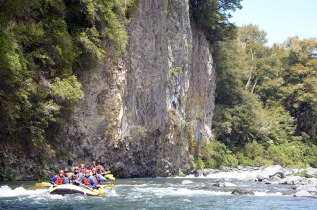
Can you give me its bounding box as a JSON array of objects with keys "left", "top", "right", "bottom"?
[{"left": 63, "top": 0, "right": 216, "bottom": 177}]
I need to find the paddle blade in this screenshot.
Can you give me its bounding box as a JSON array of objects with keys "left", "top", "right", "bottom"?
[
  {"left": 105, "top": 175, "right": 115, "bottom": 180},
  {"left": 29, "top": 186, "right": 42, "bottom": 190},
  {"left": 30, "top": 182, "right": 51, "bottom": 189},
  {"left": 101, "top": 184, "right": 115, "bottom": 188},
  {"left": 105, "top": 171, "right": 111, "bottom": 174},
  {"left": 36, "top": 182, "right": 51, "bottom": 187}
]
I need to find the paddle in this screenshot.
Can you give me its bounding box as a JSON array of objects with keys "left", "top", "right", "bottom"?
[
  {"left": 36, "top": 182, "right": 51, "bottom": 187},
  {"left": 75, "top": 181, "right": 106, "bottom": 196},
  {"left": 29, "top": 182, "right": 51, "bottom": 190},
  {"left": 100, "top": 184, "right": 115, "bottom": 188},
  {"left": 103, "top": 174, "right": 115, "bottom": 180}
]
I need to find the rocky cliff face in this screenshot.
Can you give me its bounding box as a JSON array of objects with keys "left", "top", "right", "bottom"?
[
  {"left": 0, "top": 0, "right": 216, "bottom": 180},
  {"left": 63, "top": 0, "right": 216, "bottom": 177}
]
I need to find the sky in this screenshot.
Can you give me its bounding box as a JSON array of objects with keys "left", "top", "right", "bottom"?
[{"left": 230, "top": 0, "right": 317, "bottom": 46}]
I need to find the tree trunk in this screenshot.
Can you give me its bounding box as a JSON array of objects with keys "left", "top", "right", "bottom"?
[
  {"left": 251, "top": 76, "right": 258, "bottom": 94},
  {"left": 245, "top": 48, "right": 254, "bottom": 90}
]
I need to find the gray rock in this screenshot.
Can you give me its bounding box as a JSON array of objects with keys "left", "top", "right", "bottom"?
[
  {"left": 203, "top": 169, "right": 213, "bottom": 176},
  {"left": 269, "top": 172, "right": 286, "bottom": 179},
  {"left": 278, "top": 178, "right": 288, "bottom": 184},
  {"left": 306, "top": 168, "right": 317, "bottom": 177},
  {"left": 256, "top": 174, "right": 264, "bottom": 181},
  {"left": 296, "top": 184, "right": 317, "bottom": 192},
  {"left": 211, "top": 180, "right": 236, "bottom": 187},
  {"left": 211, "top": 182, "right": 223, "bottom": 187},
  {"left": 262, "top": 178, "right": 270, "bottom": 183},
  {"left": 285, "top": 176, "right": 303, "bottom": 185},
  {"left": 194, "top": 170, "right": 204, "bottom": 177},
  {"left": 231, "top": 189, "right": 254, "bottom": 195},
  {"left": 294, "top": 190, "right": 314, "bottom": 197},
  {"left": 99, "top": 156, "right": 107, "bottom": 165},
  {"left": 261, "top": 165, "right": 285, "bottom": 179},
  {"left": 223, "top": 182, "right": 237, "bottom": 187},
  {"left": 308, "top": 178, "right": 317, "bottom": 185},
  {"left": 282, "top": 190, "right": 295, "bottom": 196},
  {"left": 212, "top": 182, "right": 222, "bottom": 187}
]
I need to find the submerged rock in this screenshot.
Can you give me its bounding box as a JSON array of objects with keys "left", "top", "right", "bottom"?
[
  {"left": 213, "top": 182, "right": 237, "bottom": 187},
  {"left": 231, "top": 189, "right": 254, "bottom": 195},
  {"left": 282, "top": 190, "right": 295, "bottom": 196},
  {"left": 212, "top": 182, "right": 221, "bottom": 187}
]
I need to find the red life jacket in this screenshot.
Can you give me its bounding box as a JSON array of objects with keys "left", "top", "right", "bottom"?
[
  {"left": 72, "top": 173, "right": 79, "bottom": 180},
  {"left": 54, "top": 176, "right": 64, "bottom": 185},
  {"left": 83, "top": 176, "right": 91, "bottom": 185},
  {"left": 93, "top": 175, "right": 99, "bottom": 185},
  {"left": 97, "top": 169, "right": 103, "bottom": 174}
]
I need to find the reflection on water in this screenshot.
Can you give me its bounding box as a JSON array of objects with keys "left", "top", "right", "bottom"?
[{"left": 1, "top": 177, "right": 317, "bottom": 209}]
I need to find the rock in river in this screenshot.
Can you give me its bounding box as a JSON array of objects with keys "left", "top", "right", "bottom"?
[
  {"left": 231, "top": 189, "right": 254, "bottom": 195},
  {"left": 294, "top": 190, "right": 314, "bottom": 197}
]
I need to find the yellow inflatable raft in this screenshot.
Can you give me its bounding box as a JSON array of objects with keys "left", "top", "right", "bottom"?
[{"left": 49, "top": 184, "right": 106, "bottom": 196}]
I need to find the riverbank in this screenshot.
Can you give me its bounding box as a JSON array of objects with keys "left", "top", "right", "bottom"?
[{"left": 190, "top": 165, "right": 317, "bottom": 198}]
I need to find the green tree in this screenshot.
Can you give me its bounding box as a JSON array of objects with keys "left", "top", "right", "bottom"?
[
  {"left": 280, "top": 37, "right": 317, "bottom": 143},
  {"left": 190, "top": 0, "right": 242, "bottom": 44},
  {"left": 238, "top": 25, "right": 268, "bottom": 93}
]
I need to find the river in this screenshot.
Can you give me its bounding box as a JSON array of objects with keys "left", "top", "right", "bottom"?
[{"left": 1, "top": 172, "right": 317, "bottom": 209}]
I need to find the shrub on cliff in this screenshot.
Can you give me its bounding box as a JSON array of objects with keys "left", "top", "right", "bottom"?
[
  {"left": 190, "top": 0, "right": 242, "bottom": 44},
  {"left": 0, "top": 0, "right": 131, "bottom": 150}
]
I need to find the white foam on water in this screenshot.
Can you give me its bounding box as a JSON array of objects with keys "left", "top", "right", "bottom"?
[
  {"left": 177, "top": 175, "right": 195, "bottom": 178},
  {"left": 48, "top": 194, "right": 64, "bottom": 199},
  {"left": 0, "top": 185, "right": 47, "bottom": 197},
  {"left": 184, "top": 171, "right": 259, "bottom": 181},
  {"left": 170, "top": 188, "right": 232, "bottom": 196},
  {"left": 135, "top": 186, "right": 232, "bottom": 197},
  {"left": 181, "top": 180, "right": 194, "bottom": 185},
  {"left": 74, "top": 195, "right": 87, "bottom": 200},
  {"left": 131, "top": 185, "right": 287, "bottom": 198},
  {"left": 205, "top": 171, "right": 259, "bottom": 180},
  {"left": 106, "top": 189, "right": 118, "bottom": 197},
  {"left": 116, "top": 183, "right": 149, "bottom": 187},
  {"left": 253, "top": 191, "right": 284, "bottom": 196}
]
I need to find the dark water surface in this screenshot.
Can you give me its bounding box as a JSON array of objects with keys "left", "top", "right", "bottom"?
[{"left": 1, "top": 177, "right": 317, "bottom": 209}]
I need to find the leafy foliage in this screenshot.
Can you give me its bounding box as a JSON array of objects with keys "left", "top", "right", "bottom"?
[
  {"left": 0, "top": 0, "right": 132, "bottom": 150},
  {"left": 201, "top": 24, "right": 317, "bottom": 169},
  {"left": 190, "top": 0, "right": 242, "bottom": 44}
]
